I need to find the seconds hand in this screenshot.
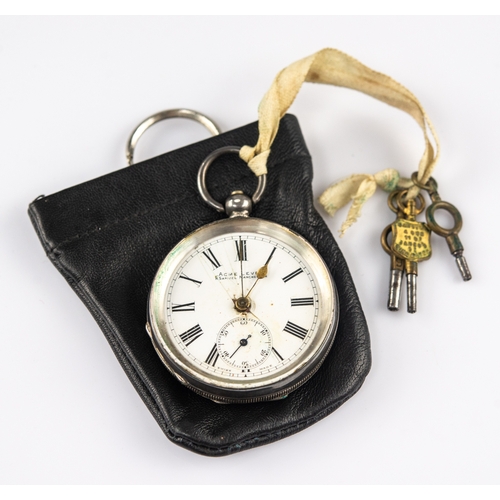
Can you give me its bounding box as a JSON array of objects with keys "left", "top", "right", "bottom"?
[{"left": 230, "top": 335, "right": 252, "bottom": 359}]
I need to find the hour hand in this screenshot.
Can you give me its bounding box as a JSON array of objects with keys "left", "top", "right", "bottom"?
[{"left": 256, "top": 264, "right": 268, "bottom": 280}]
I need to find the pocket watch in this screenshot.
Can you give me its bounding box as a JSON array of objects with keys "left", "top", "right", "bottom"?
[{"left": 146, "top": 146, "right": 339, "bottom": 403}]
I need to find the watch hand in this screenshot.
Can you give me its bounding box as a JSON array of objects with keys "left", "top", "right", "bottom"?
[
  {"left": 245, "top": 247, "right": 277, "bottom": 299},
  {"left": 246, "top": 308, "right": 265, "bottom": 325},
  {"left": 239, "top": 237, "right": 244, "bottom": 298},
  {"left": 230, "top": 335, "right": 252, "bottom": 359}
]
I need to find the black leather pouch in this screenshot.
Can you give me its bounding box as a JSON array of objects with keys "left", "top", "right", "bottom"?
[{"left": 28, "top": 114, "right": 371, "bottom": 456}]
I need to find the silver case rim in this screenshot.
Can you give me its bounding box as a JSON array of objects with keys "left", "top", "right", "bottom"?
[{"left": 147, "top": 217, "right": 339, "bottom": 402}]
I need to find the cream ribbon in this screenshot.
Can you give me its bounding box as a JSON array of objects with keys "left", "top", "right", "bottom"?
[{"left": 240, "top": 48, "right": 440, "bottom": 235}]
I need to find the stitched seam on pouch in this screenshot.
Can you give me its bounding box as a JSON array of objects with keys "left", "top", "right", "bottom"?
[
  {"left": 50, "top": 153, "right": 310, "bottom": 252},
  {"left": 45, "top": 249, "right": 175, "bottom": 435},
  {"left": 29, "top": 209, "right": 174, "bottom": 434},
  {"left": 29, "top": 205, "right": 55, "bottom": 253}
]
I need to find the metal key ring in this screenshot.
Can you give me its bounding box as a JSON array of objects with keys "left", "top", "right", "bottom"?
[
  {"left": 387, "top": 190, "right": 401, "bottom": 214},
  {"left": 380, "top": 224, "right": 393, "bottom": 255},
  {"left": 388, "top": 189, "right": 425, "bottom": 214},
  {"left": 396, "top": 189, "right": 426, "bottom": 215},
  {"left": 410, "top": 172, "right": 438, "bottom": 193},
  {"left": 126, "top": 109, "right": 222, "bottom": 165},
  {"left": 426, "top": 201, "right": 463, "bottom": 237},
  {"left": 197, "top": 146, "right": 267, "bottom": 213}
]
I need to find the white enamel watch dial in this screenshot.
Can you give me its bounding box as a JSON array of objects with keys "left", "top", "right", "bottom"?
[{"left": 146, "top": 146, "right": 339, "bottom": 403}]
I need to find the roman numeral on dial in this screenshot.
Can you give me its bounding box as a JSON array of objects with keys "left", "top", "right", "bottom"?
[
  {"left": 179, "top": 324, "right": 203, "bottom": 346},
  {"left": 291, "top": 297, "right": 314, "bottom": 307},
  {"left": 172, "top": 302, "right": 195, "bottom": 312},
  {"left": 179, "top": 273, "right": 202, "bottom": 286},
  {"left": 282, "top": 268, "right": 303, "bottom": 283},
  {"left": 283, "top": 321, "right": 308, "bottom": 340},
  {"left": 235, "top": 239, "right": 247, "bottom": 261},
  {"left": 202, "top": 249, "right": 221, "bottom": 269},
  {"left": 205, "top": 344, "right": 219, "bottom": 366},
  {"left": 272, "top": 347, "right": 284, "bottom": 361}
]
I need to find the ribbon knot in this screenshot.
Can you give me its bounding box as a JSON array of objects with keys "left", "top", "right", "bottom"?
[
  {"left": 319, "top": 169, "right": 412, "bottom": 237},
  {"left": 239, "top": 145, "right": 270, "bottom": 177}
]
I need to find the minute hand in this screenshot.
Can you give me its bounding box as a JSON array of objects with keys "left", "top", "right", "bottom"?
[{"left": 245, "top": 247, "right": 276, "bottom": 299}]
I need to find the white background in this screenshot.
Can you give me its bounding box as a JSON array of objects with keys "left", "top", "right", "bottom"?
[{"left": 1, "top": 16, "right": 499, "bottom": 485}]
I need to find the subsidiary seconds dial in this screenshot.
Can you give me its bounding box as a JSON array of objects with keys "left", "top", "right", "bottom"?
[{"left": 217, "top": 316, "right": 272, "bottom": 369}]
